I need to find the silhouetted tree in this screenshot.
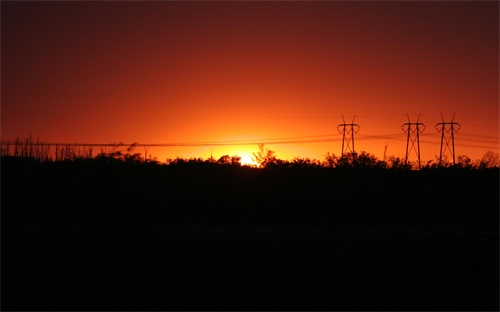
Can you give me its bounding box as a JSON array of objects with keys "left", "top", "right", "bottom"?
[
  {"left": 386, "top": 155, "right": 412, "bottom": 170},
  {"left": 217, "top": 155, "right": 232, "bottom": 165},
  {"left": 252, "top": 144, "right": 278, "bottom": 168},
  {"left": 455, "top": 155, "right": 474, "bottom": 169},
  {"left": 217, "top": 155, "right": 242, "bottom": 166},
  {"left": 230, "top": 155, "right": 242, "bottom": 166},
  {"left": 479, "top": 151, "right": 500, "bottom": 169},
  {"left": 165, "top": 157, "right": 188, "bottom": 165},
  {"left": 323, "top": 152, "right": 338, "bottom": 168},
  {"left": 290, "top": 157, "right": 322, "bottom": 168},
  {"left": 351, "top": 151, "right": 385, "bottom": 169},
  {"left": 335, "top": 152, "right": 358, "bottom": 168}
]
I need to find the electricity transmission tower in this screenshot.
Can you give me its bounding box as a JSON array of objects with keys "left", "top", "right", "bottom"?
[
  {"left": 337, "top": 115, "right": 360, "bottom": 157},
  {"left": 402, "top": 113, "right": 425, "bottom": 169},
  {"left": 435, "top": 112, "right": 461, "bottom": 165}
]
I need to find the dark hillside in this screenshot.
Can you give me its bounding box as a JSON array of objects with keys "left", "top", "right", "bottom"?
[{"left": 2, "top": 157, "right": 499, "bottom": 310}]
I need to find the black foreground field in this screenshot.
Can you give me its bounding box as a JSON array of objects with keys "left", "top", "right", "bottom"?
[{"left": 2, "top": 157, "right": 499, "bottom": 311}]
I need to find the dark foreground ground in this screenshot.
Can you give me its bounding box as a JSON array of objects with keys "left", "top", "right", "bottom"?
[{"left": 2, "top": 158, "right": 499, "bottom": 311}]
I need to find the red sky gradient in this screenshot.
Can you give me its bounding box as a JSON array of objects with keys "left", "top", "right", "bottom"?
[{"left": 2, "top": 1, "right": 499, "bottom": 163}]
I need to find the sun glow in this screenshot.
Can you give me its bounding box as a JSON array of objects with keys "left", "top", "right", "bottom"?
[{"left": 239, "top": 153, "right": 259, "bottom": 167}]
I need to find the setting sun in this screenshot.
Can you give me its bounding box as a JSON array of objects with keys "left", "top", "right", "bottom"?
[{"left": 239, "top": 153, "right": 259, "bottom": 167}]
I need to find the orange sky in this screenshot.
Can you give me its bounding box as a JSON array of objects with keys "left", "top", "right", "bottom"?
[{"left": 2, "top": 1, "right": 499, "bottom": 163}]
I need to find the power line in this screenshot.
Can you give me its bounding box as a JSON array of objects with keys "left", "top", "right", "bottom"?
[
  {"left": 0, "top": 137, "right": 343, "bottom": 148},
  {"left": 3, "top": 131, "right": 498, "bottom": 149}
]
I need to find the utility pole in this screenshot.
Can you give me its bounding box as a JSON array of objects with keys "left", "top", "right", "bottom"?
[
  {"left": 435, "top": 112, "right": 461, "bottom": 165},
  {"left": 337, "top": 115, "right": 360, "bottom": 157},
  {"left": 402, "top": 113, "right": 425, "bottom": 169}
]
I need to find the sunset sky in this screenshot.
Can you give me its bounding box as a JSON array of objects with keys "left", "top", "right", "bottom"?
[{"left": 2, "top": 1, "right": 499, "bottom": 163}]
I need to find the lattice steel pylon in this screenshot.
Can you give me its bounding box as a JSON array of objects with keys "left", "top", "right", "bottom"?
[
  {"left": 337, "top": 115, "right": 360, "bottom": 157},
  {"left": 402, "top": 113, "right": 425, "bottom": 169},
  {"left": 435, "top": 112, "right": 461, "bottom": 165}
]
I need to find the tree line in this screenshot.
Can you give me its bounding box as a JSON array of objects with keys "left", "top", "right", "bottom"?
[{"left": 1, "top": 137, "right": 499, "bottom": 169}]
